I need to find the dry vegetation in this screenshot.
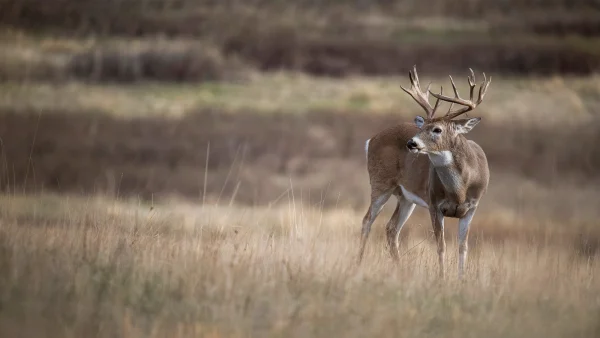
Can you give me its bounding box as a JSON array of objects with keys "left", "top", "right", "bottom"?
[
  {"left": 0, "top": 79, "right": 599, "bottom": 208},
  {"left": 1, "top": 0, "right": 600, "bottom": 336},
  {"left": 2, "top": 0, "right": 600, "bottom": 79},
  {"left": 0, "top": 194, "right": 598, "bottom": 338}
]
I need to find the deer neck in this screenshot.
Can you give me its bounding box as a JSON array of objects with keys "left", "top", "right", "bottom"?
[{"left": 427, "top": 139, "right": 470, "bottom": 198}]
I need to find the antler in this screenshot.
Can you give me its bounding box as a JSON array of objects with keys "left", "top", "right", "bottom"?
[
  {"left": 400, "top": 65, "right": 442, "bottom": 120},
  {"left": 429, "top": 68, "right": 492, "bottom": 120}
]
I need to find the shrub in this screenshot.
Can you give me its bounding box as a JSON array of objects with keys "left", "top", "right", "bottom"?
[{"left": 67, "top": 41, "right": 247, "bottom": 83}]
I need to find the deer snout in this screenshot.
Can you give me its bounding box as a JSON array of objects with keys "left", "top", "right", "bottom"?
[{"left": 406, "top": 139, "right": 420, "bottom": 153}]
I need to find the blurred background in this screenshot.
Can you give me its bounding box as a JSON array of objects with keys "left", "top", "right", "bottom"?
[
  {"left": 0, "top": 0, "right": 599, "bottom": 220},
  {"left": 1, "top": 2, "right": 600, "bottom": 337}
]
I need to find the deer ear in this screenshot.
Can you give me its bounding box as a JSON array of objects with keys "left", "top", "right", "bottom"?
[
  {"left": 414, "top": 116, "right": 425, "bottom": 128},
  {"left": 454, "top": 117, "right": 481, "bottom": 134}
]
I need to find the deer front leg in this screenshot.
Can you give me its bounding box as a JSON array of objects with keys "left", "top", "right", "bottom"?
[
  {"left": 430, "top": 208, "right": 445, "bottom": 279},
  {"left": 458, "top": 206, "right": 477, "bottom": 279}
]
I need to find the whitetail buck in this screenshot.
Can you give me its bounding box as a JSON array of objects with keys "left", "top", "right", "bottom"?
[{"left": 358, "top": 66, "right": 491, "bottom": 279}]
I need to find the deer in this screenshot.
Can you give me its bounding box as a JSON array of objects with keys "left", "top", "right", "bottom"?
[{"left": 358, "top": 66, "right": 491, "bottom": 279}]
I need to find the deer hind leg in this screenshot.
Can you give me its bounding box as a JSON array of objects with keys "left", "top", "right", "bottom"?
[
  {"left": 357, "top": 189, "right": 393, "bottom": 264},
  {"left": 430, "top": 209, "right": 446, "bottom": 279},
  {"left": 386, "top": 194, "right": 416, "bottom": 261},
  {"left": 458, "top": 207, "right": 477, "bottom": 279}
]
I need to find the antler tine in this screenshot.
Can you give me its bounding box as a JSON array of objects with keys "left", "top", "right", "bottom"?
[
  {"left": 400, "top": 65, "right": 439, "bottom": 119},
  {"left": 468, "top": 68, "right": 476, "bottom": 101},
  {"left": 440, "top": 74, "right": 469, "bottom": 118},
  {"left": 428, "top": 68, "right": 492, "bottom": 120},
  {"left": 449, "top": 75, "right": 460, "bottom": 99},
  {"left": 446, "top": 101, "right": 454, "bottom": 115},
  {"left": 468, "top": 68, "right": 476, "bottom": 85},
  {"left": 476, "top": 73, "right": 491, "bottom": 104},
  {"left": 432, "top": 86, "right": 442, "bottom": 112},
  {"left": 411, "top": 65, "right": 420, "bottom": 86}
]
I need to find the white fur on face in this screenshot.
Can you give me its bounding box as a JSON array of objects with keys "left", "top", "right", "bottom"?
[
  {"left": 364, "top": 138, "right": 370, "bottom": 160},
  {"left": 429, "top": 128, "right": 443, "bottom": 143},
  {"left": 411, "top": 124, "right": 443, "bottom": 153},
  {"left": 411, "top": 136, "right": 426, "bottom": 152}
]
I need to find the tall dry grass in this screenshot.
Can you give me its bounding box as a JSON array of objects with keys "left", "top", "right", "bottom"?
[{"left": 0, "top": 193, "right": 598, "bottom": 337}]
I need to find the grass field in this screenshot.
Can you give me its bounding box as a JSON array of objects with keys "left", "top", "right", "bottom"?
[
  {"left": 1, "top": 1, "right": 600, "bottom": 336},
  {"left": 1, "top": 58, "right": 600, "bottom": 338},
  {"left": 0, "top": 194, "right": 599, "bottom": 338}
]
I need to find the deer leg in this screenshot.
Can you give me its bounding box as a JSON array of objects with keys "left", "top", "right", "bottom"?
[
  {"left": 430, "top": 209, "right": 446, "bottom": 279},
  {"left": 458, "top": 206, "right": 477, "bottom": 279},
  {"left": 386, "top": 194, "right": 416, "bottom": 261},
  {"left": 385, "top": 201, "right": 401, "bottom": 260},
  {"left": 357, "top": 190, "right": 392, "bottom": 264}
]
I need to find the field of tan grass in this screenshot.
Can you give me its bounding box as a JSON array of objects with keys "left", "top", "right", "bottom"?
[
  {"left": 0, "top": 68, "right": 599, "bottom": 210},
  {"left": 1, "top": 3, "right": 600, "bottom": 335},
  {"left": 2, "top": 71, "right": 599, "bottom": 122},
  {"left": 0, "top": 193, "right": 598, "bottom": 338}
]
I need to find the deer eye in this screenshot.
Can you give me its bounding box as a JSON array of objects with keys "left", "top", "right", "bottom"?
[{"left": 433, "top": 128, "right": 442, "bottom": 134}]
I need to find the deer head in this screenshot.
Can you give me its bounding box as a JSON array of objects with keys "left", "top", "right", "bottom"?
[{"left": 401, "top": 66, "right": 491, "bottom": 156}]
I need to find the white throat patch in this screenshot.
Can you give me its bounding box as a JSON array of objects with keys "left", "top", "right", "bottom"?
[{"left": 428, "top": 150, "right": 454, "bottom": 167}]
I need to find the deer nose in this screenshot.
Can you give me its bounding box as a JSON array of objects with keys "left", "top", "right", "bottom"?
[{"left": 407, "top": 139, "right": 418, "bottom": 150}]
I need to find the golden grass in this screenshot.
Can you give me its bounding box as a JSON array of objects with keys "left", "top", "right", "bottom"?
[
  {"left": 0, "top": 193, "right": 598, "bottom": 337},
  {"left": 1, "top": 71, "right": 600, "bottom": 124},
  {"left": 1, "top": 18, "right": 599, "bottom": 337}
]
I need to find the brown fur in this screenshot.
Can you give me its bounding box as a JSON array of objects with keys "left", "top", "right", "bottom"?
[
  {"left": 365, "top": 123, "right": 430, "bottom": 199},
  {"left": 357, "top": 68, "right": 491, "bottom": 279},
  {"left": 419, "top": 120, "right": 490, "bottom": 218}
]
